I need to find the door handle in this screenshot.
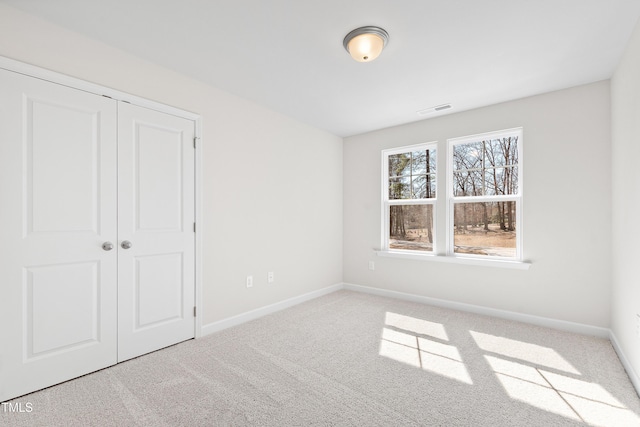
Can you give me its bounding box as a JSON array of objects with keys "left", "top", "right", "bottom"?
[
  {"left": 121, "top": 240, "right": 132, "bottom": 250},
  {"left": 102, "top": 242, "right": 114, "bottom": 251}
]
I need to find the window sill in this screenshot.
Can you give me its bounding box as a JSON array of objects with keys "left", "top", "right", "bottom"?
[{"left": 376, "top": 250, "right": 531, "bottom": 270}]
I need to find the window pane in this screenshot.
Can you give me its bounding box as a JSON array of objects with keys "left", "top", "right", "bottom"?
[
  {"left": 411, "top": 149, "right": 436, "bottom": 175},
  {"left": 453, "top": 170, "right": 483, "bottom": 196},
  {"left": 389, "top": 177, "right": 411, "bottom": 199},
  {"left": 484, "top": 166, "right": 518, "bottom": 196},
  {"left": 453, "top": 202, "right": 516, "bottom": 257},
  {"left": 429, "top": 149, "right": 437, "bottom": 172},
  {"left": 485, "top": 137, "right": 518, "bottom": 166},
  {"left": 429, "top": 174, "right": 436, "bottom": 196},
  {"left": 412, "top": 175, "right": 426, "bottom": 198},
  {"left": 502, "top": 136, "right": 519, "bottom": 165},
  {"left": 485, "top": 138, "right": 503, "bottom": 167},
  {"left": 411, "top": 151, "right": 427, "bottom": 174},
  {"left": 411, "top": 174, "right": 436, "bottom": 199},
  {"left": 389, "top": 204, "right": 434, "bottom": 252},
  {"left": 453, "top": 142, "right": 483, "bottom": 171},
  {"left": 389, "top": 153, "right": 411, "bottom": 177}
]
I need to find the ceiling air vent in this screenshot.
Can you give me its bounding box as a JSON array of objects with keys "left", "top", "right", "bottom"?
[{"left": 417, "top": 104, "right": 452, "bottom": 116}]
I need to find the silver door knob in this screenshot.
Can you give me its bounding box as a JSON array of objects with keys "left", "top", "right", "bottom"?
[
  {"left": 121, "top": 240, "right": 132, "bottom": 249},
  {"left": 102, "top": 242, "right": 114, "bottom": 251}
]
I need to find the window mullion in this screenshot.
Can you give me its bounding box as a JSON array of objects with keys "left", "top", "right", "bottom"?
[
  {"left": 450, "top": 195, "right": 519, "bottom": 203},
  {"left": 389, "top": 199, "right": 436, "bottom": 206}
]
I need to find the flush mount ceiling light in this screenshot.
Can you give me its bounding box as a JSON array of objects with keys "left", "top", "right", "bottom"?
[{"left": 343, "top": 26, "right": 389, "bottom": 62}]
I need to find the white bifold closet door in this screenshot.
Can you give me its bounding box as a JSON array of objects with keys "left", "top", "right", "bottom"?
[{"left": 0, "top": 68, "right": 195, "bottom": 402}]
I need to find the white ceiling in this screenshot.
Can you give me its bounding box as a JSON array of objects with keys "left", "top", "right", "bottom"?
[{"left": 4, "top": 0, "right": 640, "bottom": 137}]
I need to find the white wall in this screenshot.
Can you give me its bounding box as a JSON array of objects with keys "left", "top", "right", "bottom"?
[
  {"left": 0, "top": 4, "right": 343, "bottom": 325},
  {"left": 612, "top": 18, "right": 640, "bottom": 382},
  {"left": 344, "top": 81, "right": 612, "bottom": 327}
]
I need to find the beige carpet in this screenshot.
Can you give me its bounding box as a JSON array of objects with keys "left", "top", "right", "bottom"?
[{"left": 2, "top": 290, "right": 639, "bottom": 426}]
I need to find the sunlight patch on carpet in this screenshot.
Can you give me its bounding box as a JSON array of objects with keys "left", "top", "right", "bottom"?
[
  {"left": 484, "top": 353, "right": 640, "bottom": 426},
  {"left": 384, "top": 312, "right": 448, "bottom": 341},
  {"left": 562, "top": 392, "right": 640, "bottom": 427},
  {"left": 495, "top": 372, "right": 582, "bottom": 421},
  {"left": 470, "top": 331, "right": 580, "bottom": 374},
  {"left": 379, "top": 313, "right": 472, "bottom": 385}
]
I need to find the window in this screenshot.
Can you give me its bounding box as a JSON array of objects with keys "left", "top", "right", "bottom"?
[
  {"left": 382, "top": 143, "right": 437, "bottom": 252},
  {"left": 380, "top": 128, "right": 523, "bottom": 264},
  {"left": 448, "top": 128, "right": 522, "bottom": 259}
]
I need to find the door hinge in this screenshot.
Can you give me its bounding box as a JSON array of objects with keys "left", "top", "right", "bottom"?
[
  {"left": 193, "top": 306, "right": 197, "bottom": 317},
  {"left": 193, "top": 137, "right": 197, "bottom": 148},
  {"left": 193, "top": 222, "right": 196, "bottom": 232}
]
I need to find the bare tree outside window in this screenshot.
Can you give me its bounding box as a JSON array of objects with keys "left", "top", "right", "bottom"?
[
  {"left": 390, "top": 205, "right": 434, "bottom": 251},
  {"left": 453, "top": 202, "right": 517, "bottom": 257}
]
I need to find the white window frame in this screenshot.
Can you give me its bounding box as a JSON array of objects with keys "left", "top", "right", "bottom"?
[
  {"left": 381, "top": 142, "right": 438, "bottom": 254},
  {"left": 446, "top": 128, "right": 523, "bottom": 260}
]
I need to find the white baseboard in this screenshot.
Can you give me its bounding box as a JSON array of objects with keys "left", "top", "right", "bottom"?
[
  {"left": 202, "top": 281, "right": 611, "bottom": 339},
  {"left": 609, "top": 331, "right": 640, "bottom": 397},
  {"left": 201, "top": 283, "right": 344, "bottom": 337},
  {"left": 343, "top": 282, "right": 610, "bottom": 338}
]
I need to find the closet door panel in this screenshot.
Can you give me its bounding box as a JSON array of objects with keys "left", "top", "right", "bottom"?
[
  {"left": 117, "top": 102, "right": 195, "bottom": 362},
  {"left": 0, "top": 68, "right": 118, "bottom": 402}
]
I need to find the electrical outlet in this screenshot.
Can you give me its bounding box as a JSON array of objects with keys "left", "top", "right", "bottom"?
[
  {"left": 369, "top": 261, "right": 375, "bottom": 271},
  {"left": 268, "top": 272, "right": 274, "bottom": 283},
  {"left": 246, "top": 275, "right": 253, "bottom": 288}
]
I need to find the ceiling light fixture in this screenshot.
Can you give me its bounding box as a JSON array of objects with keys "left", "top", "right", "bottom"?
[{"left": 343, "top": 26, "right": 389, "bottom": 62}]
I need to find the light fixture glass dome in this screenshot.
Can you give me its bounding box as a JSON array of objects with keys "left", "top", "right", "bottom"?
[{"left": 343, "top": 26, "right": 389, "bottom": 62}]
